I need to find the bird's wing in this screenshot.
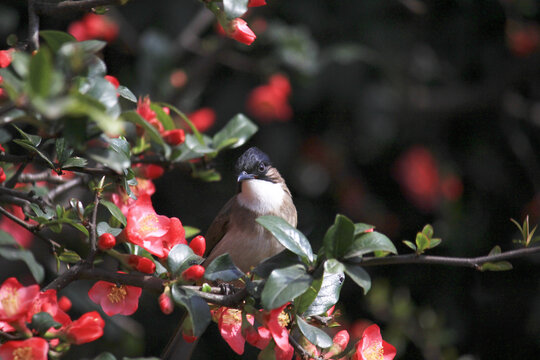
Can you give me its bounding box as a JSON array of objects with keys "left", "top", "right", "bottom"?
[{"left": 204, "top": 195, "right": 236, "bottom": 257}]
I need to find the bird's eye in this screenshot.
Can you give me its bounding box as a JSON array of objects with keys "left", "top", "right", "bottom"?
[{"left": 258, "top": 163, "right": 266, "bottom": 173}]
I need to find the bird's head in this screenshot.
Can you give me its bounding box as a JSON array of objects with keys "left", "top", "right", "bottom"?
[{"left": 235, "top": 147, "right": 281, "bottom": 184}]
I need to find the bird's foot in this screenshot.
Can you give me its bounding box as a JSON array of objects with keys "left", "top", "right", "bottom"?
[{"left": 219, "top": 282, "right": 234, "bottom": 295}]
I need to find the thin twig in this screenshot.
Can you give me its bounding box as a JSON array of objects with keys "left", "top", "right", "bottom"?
[
  {"left": 87, "top": 190, "right": 101, "bottom": 263},
  {"left": 5, "top": 163, "right": 28, "bottom": 189},
  {"left": 356, "top": 246, "right": 540, "bottom": 269},
  {"left": 289, "top": 334, "right": 317, "bottom": 360},
  {"left": 46, "top": 177, "right": 84, "bottom": 202},
  {"left": 18, "top": 171, "right": 72, "bottom": 184},
  {"left": 0, "top": 205, "right": 62, "bottom": 251},
  {"left": 44, "top": 262, "right": 85, "bottom": 291},
  {"left": 0, "top": 186, "right": 50, "bottom": 208},
  {"left": 34, "top": 0, "right": 124, "bottom": 15}
]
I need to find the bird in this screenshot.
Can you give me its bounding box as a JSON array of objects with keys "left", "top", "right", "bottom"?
[
  {"left": 203, "top": 146, "right": 297, "bottom": 272},
  {"left": 162, "top": 146, "right": 297, "bottom": 359}
]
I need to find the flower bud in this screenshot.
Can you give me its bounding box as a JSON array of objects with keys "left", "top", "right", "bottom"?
[
  {"left": 181, "top": 265, "right": 205, "bottom": 282},
  {"left": 162, "top": 129, "right": 186, "bottom": 146},
  {"left": 189, "top": 235, "right": 206, "bottom": 257},
  {"left": 58, "top": 296, "right": 72, "bottom": 312},
  {"left": 0, "top": 49, "right": 13, "bottom": 68},
  {"left": 323, "top": 330, "right": 350, "bottom": 359},
  {"left": 182, "top": 333, "right": 198, "bottom": 343},
  {"left": 98, "top": 233, "right": 116, "bottom": 251},
  {"left": 128, "top": 255, "right": 156, "bottom": 274},
  {"left": 104, "top": 75, "right": 120, "bottom": 89},
  {"left": 226, "top": 18, "right": 256, "bottom": 45},
  {"left": 158, "top": 291, "right": 174, "bottom": 315}
]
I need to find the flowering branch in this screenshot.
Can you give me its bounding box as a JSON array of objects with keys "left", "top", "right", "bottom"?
[{"left": 358, "top": 245, "right": 540, "bottom": 269}]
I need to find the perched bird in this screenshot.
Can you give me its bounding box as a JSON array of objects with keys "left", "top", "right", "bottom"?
[
  {"left": 162, "top": 146, "right": 297, "bottom": 359},
  {"left": 203, "top": 146, "right": 297, "bottom": 272}
]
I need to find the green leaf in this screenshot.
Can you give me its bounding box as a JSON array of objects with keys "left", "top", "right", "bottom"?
[
  {"left": 97, "top": 221, "right": 123, "bottom": 237},
  {"left": 13, "top": 139, "right": 55, "bottom": 169},
  {"left": 171, "top": 285, "right": 211, "bottom": 337},
  {"left": 117, "top": 85, "right": 137, "bottom": 102},
  {"left": 296, "top": 316, "right": 333, "bottom": 349},
  {"left": 261, "top": 264, "right": 313, "bottom": 310},
  {"left": 158, "top": 103, "right": 203, "bottom": 144},
  {"left": 0, "top": 247, "right": 45, "bottom": 283},
  {"left": 83, "top": 76, "right": 120, "bottom": 117},
  {"left": 55, "top": 138, "right": 70, "bottom": 164},
  {"left": 87, "top": 147, "right": 130, "bottom": 173},
  {"left": 58, "top": 250, "right": 82, "bottom": 263},
  {"left": 354, "top": 223, "right": 375, "bottom": 236},
  {"left": 415, "top": 232, "right": 430, "bottom": 253},
  {"left": 28, "top": 48, "right": 53, "bottom": 97},
  {"left": 167, "top": 244, "right": 203, "bottom": 276},
  {"left": 253, "top": 250, "right": 304, "bottom": 279},
  {"left": 223, "top": 0, "right": 249, "bottom": 19},
  {"left": 480, "top": 261, "right": 513, "bottom": 271},
  {"left": 150, "top": 103, "right": 175, "bottom": 131},
  {"left": 344, "top": 231, "right": 397, "bottom": 259},
  {"left": 63, "top": 156, "right": 88, "bottom": 168},
  {"left": 122, "top": 110, "right": 166, "bottom": 146},
  {"left": 402, "top": 240, "right": 416, "bottom": 251},
  {"left": 422, "top": 224, "right": 434, "bottom": 238},
  {"left": 256, "top": 215, "right": 314, "bottom": 264},
  {"left": 295, "top": 275, "right": 323, "bottom": 316},
  {"left": 184, "top": 134, "right": 215, "bottom": 154},
  {"left": 184, "top": 226, "right": 200, "bottom": 238},
  {"left": 0, "top": 230, "right": 19, "bottom": 246},
  {"left": 343, "top": 263, "right": 371, "bottom": 294},
  {"left": 323, "top": 214, "right": 355, "bottom": 259},
  {"left": 303, "top": 259, "right": 345, "bottom": 316},
  {"left": 212, "top": 113, "right": 258, "bottom": 150},
  {"left": 78, "top": 40, "right": 107, "bottom": 54},
  {"left": 30, "top": 312, "right": 61, "bottom": 335},
  {"left": 40, "top": 30, "right": 76, "bottom": 53},
  {"left": 12, "top": 124, "right": 41, "bottom": 146},
  {"left": 11, "top": 51, "right": 30, "bottom": 78},
  {"left": 100, "top": 199, "right": 127, "bottom": 226},
  {"left": 192, "top": 168, "right": 221, "bottom": 182},
  {"left": 430, "top": 238, "right": 442, "bottom": 249},
  {"left": 204, "top": 254, "right": 245, "bottom": 282}
]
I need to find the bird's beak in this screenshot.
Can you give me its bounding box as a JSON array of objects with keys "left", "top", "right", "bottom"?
[{"left": 237, "top": 171, "right": 256, "bottom": 182}]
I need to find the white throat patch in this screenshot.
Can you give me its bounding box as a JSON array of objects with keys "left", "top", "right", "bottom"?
[{"left": 237, "top": 179, "right": 285, "bottom": 214}]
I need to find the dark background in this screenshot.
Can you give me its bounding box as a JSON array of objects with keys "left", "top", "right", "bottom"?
[{"left": 2, "top": 0, "right": 540, "bottom": 359}]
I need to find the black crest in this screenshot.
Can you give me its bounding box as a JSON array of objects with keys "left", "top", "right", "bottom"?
[{"left": 235, "top": 147, "right": 272, "bottom": 175}]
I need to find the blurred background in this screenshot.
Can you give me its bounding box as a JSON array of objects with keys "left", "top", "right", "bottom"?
[{"left": 2, "top": 0, "right": 540, "bottom": 359}]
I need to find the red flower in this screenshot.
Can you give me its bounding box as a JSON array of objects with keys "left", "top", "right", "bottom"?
[
  {"left": 0, "top": 168, "right": 5, "bottom": 183},
  {"left": 88, "top": 279, "right": 142, "bottom": 316},
  {"left": 245, "top": 324, "right": 271, "bottom": 350},
  {"left": 128, "top": 255, "right": 156, "bottom": 274},
  {"left": 162, "top": 129, "right": 186, "bottom": 146},
  {"left": 68, "top": 14, "right": 118, "bottom": 42},
  {"left": 0, "top": 277, "right": 40, "bottom": 323},
  {"left": 353, "top": 324, "right": 396, "bottom": 360},
  {"left": 0, "top": 206, "right": 34, "bottom": 248},
  {"left": 104, "top": 75, "right": 120, "bottom": 88},
  {"left": 441, "top": 174, "right": 463, "bottom": 201},
  {"left": 133, "top": 163, "right": 165, "bottom": 180},
  {"left": 27, "top": 289, "right": 70, "bottom": 326},
  {"left": 507, "top": 22, "right": 540, "bottom": 57},
  {"left": 181, "top": 265, "right": 205, "bottom": 282},
  {"left": 218, "top": 308, "right": 246, "bottom": 354},
  {"left": 110, "top": 178, "right": 156, "bottom": 216},
  {"left": 189, "top": 235, "right": 206, "bottom": 257},
  {"left": 248, "top": 0, "right": 267, "bottom": 6},
  {"left": 158, "top": 292, "right": 174, "bottom": 315},
  {"left": 246, "top": 74, "right": 293, "bottom": 122},
  {"left": 125, "top": 195, "right": 187, "bottom": 258},
  {"left": 0, "top": 337, "right": 49, "bottom": 360},
  {"left": 323, "top": 330, "right": 350, "bottom": 359},
  {"left": 64, "top": 311, "right": 105, "bottom": 344},
  {"left": 265, "top": 304, "right": 294, "bottom": 359},
  {"left": 98, "top": 233, "right": 116, "bottom": 251},
  {"left": 136, "top": 96, "right": 164, "bottom": 133},
  {"left": 0, "top": 49, "right": 13, "bottom": 68},
  {"left": 226, "top": 18, "right": 256, "bottom": 45},
  {"left": 188, "top": 108, "right": 216, "bottom": 132},
  {"left": 393, "top": 146, "right": 440, "bottom": 211}
]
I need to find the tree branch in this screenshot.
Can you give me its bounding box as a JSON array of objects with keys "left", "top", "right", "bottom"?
[
  {"left": 5, "top": 163, "right": 29, "bottom": 189},
  {"left": 0, "top": 186, "right": 51, "bottom": 208},
  {"left": 18, "top": 171, "right": 73, "bottom": 184},
  {"left": 87, "top": 189, "right": 100, "bottom": 263},
  {"left": 27, "top": 0, "right": 40, "bottom": 51},
  {"left": 34, "top": 0, "right": 124, "bottom": 16},
  {"left": 78, "top": 267, "right": 165, "bottom": 293},
  {"left": 46, "top": 177, "right": 85, "bottom": 202},
  {"left": 356, "top": 246, "right": 540, "bottom": 269}
]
